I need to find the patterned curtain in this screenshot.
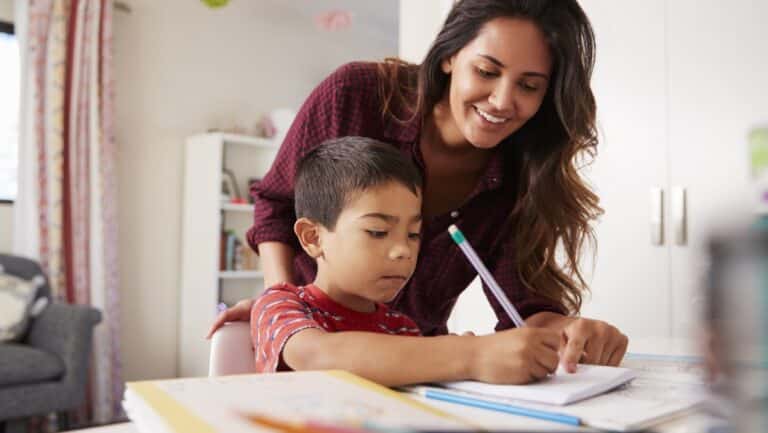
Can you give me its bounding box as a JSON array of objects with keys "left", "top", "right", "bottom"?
[{"left": 16, "top": 0, "right": 123, "bottom": 425}]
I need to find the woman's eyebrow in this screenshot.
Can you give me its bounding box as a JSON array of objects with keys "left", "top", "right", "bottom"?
[
  {"left": 477, "top": 54, "right": 550, "bottom": 79},
  {"left": 478, "top": 53, "right": 505, "bottom": 67}
]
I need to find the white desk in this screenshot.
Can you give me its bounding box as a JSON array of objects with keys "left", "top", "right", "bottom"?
[
  {"left": 70, "top": 424, "right": 135, "bottom": 433},
  {"left": 69, "top": 412, "right": 724, "bottom": 433},
  {"left": 72, "top": 339, "right": 724, "bottom": 432}
]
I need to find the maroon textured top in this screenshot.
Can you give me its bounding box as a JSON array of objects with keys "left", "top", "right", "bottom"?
[{"left": 247, "top": 62, "right": 565, "bottom": 335}]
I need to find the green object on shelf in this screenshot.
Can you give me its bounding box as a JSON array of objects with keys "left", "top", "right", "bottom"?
[
  {"left": 201, "top": 0, "right": 229, "bottom": 9},
  {"left": 750, "top": 127, "right": 768, "bottom": 178},
  {"left": 755, "top": 215, "right": 768, "bottom": 231}
]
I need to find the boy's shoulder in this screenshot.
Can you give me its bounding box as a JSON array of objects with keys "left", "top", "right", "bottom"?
[
  {"left": 255, "top": 282, "right": 329, "bottom": 314},
  {"left": 263, "top": 281, "right": 300, "bottom": 293},
  {"left": 256, "top": 282, "right": 310, "bottom": 304}
]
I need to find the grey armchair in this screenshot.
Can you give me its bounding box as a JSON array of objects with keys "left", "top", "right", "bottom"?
[{"left": 0, "top": 254, "right": 102, "bottom": 432}]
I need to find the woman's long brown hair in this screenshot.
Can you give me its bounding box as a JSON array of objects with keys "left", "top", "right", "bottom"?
[{"left": 377, "top": 0, "right": 602, "bottom": 315}]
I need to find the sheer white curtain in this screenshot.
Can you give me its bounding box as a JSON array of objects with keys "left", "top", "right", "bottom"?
[{"left": 12, "top": 0, "right": 39, "bottom": 260}]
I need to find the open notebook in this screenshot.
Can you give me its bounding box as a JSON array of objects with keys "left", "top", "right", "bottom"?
[
  {"left": 416, "top": 356, "right": 708, "bottom": 431},
  {"left": 441, "top": 364, "right": 637, "bottom": 405}
]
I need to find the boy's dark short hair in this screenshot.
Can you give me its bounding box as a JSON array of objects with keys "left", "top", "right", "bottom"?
[{"left": 295, "top": 137, "right": 423, "bottom": 230}]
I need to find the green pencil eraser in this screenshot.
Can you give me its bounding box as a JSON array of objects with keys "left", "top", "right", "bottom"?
[{"left": 448, "top": 225, "right": 465, "bottom": 244}]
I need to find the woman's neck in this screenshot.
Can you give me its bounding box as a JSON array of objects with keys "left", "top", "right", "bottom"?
[{"left": 422, "top": 105, "right": 494, "bottom": 177}]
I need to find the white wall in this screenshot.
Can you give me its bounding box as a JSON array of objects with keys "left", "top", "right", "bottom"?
[
  {"left": 114, "top": 0, "right": 398, "bottom": 380},
  {"left": 0, "top": 204, "right": 12, "bottom": 253},
  {"left": 0, "top": 2, "right": 14, "bottom": 253},
  {"left": 0, "top": 1, "right": 13, "bottom": 22},
  {"left": 398, "top": 0, "right": 452, "bottom": 63}
]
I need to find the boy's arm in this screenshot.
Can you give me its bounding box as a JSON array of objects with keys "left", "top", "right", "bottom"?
[{"left": 283, "top": 327, "right": 561, "bottom": 387}]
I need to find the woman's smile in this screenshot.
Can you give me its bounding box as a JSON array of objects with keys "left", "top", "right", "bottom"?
[{"left": 473, "top": 105, "right": 511, "bottom": 125}]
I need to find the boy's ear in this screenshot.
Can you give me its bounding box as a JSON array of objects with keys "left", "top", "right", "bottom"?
[{"left": 294, "top": 217, "right": 323, "bottom": 258}]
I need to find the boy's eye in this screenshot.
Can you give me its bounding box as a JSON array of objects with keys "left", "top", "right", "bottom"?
[
  {"left": 366, "top": 230, "right": 388, "bottom": 239},
  {"left": 408, "top": 232, "right": 421, "bottom": 241}
]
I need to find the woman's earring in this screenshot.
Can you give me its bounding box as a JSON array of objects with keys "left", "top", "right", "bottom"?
[{"left": 441, "top": 58, "right": 453, "bottom": 74}]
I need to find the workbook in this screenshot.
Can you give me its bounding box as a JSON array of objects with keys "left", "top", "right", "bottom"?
[
  {"left": 441, "top": 364, "right": 637, "bottom": 405},
  {"left": 417, "top": 356, "right": 709, "bottom": 431},
  {"left": 122, "top": 370, "right": 471, "bottom": 433}
]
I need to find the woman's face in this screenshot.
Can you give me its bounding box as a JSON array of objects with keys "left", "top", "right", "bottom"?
[{"left": 441, "top": 17, "right": 552, "bottom": 150}]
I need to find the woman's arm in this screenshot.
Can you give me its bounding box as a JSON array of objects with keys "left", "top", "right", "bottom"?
[
  {"left": 259, "top": 241, "right": 295, "bottom": 287},
  {"left": 208, "top": 63, "right": 372, "bottom": 338},
  {"left": 283, "top": 327, "right": 562, "bottom": 387},
  {"left": 477, "top": 239, "right": 628, "bottom": 371},
  {"left": 206, "top": 241, "right": 296, "bottom": 338}
]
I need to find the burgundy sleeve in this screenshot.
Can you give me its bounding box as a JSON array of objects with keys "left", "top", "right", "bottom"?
[
  {"left": 483, "top": 244, "right": 568, "bottom": 331},
  {"left": 246, "top": 63, "right": 374, "bottom": 253}
]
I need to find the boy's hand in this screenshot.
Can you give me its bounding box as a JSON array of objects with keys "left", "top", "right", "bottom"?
[{"left": 470, "top": 328, "right": 560, "bottom": 384}]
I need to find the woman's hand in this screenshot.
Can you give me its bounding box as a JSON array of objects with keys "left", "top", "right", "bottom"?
[
  {"left": 471, "top": 327, "right": 561, "bottom": 384},
  {"left": 206, "top": 241, "right": 296, "bottom": 339},
  {"left": 206, "top": 298, "right": 256, "bottom": 339},
  {"left": 559, "top": 317, "right": 628, "bottom": 372}
]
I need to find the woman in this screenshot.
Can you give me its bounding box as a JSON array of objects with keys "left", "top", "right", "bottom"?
[{"left": 209, "top": 0, "right": 628, "bottom": 374}]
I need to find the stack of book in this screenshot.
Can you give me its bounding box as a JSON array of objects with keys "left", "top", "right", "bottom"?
[
  {"left": 219, "top": 230, "right": 258, "bottom": 271},
  {"left": 122, "top": 370, "right": 467, "bottom": 433}
]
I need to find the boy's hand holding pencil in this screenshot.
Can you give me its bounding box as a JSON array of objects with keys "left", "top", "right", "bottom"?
[{"left": 468, "top": 327, "right": 561, "bottom": 384}]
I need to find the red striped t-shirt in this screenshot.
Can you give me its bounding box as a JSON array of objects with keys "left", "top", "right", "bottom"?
[{"left": 250, "top": 282, "right": 422, "bottom": 373}]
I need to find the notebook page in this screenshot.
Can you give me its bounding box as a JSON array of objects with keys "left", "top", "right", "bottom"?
[
  {"left": 441, "top": 364, "right": 637, "bottom": 405},
  {"left": 124, "top": 371, "right": 470, "bottom": 433},
  {"left": 423, "top": 356, "right": 708, "bottom": 431}
]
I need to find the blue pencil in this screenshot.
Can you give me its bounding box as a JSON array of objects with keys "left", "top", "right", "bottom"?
[{"left": 422, "top": 387, "right": 581, "bottom": 427}]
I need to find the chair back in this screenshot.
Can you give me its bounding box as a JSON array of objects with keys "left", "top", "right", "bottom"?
[{"left": 208, "top": 321, "right": 257, "bottom": 376}]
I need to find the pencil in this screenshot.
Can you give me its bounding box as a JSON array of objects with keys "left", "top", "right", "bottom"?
[
  {"left": 243, "top": 413, "right": 369, "bottom": 433},
  {"left": 448, "top": 225, "right": 526, "bottom": 328},
  {"left": 421, "top": 387, "right": 581, "bottom": 427}
]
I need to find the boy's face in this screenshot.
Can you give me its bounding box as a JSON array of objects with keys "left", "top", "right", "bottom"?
[{"left": 312, "top": 181, "right": 422, "bottom": 311}]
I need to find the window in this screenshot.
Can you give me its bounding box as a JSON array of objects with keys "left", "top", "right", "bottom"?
[{"left": 0, "top": 21, "right": 19, "bottom": 203}]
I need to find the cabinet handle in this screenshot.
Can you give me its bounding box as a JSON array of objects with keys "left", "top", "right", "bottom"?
[
  {"left": 650, "top": 187, "right": 664, "bottom": 245},
  {"left": 672, "top": 187, "right": 687, "bottom": 245}
]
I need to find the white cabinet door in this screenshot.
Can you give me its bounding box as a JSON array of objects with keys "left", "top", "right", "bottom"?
[
  {"left": 398, "top": 0, "right": 453, "bottom": 63},
  {"left": 578, "top": 0, "right": 673, "bottom": 339},
  {"left": 667, "top": 0, "right": 768, "bottom": 339}
]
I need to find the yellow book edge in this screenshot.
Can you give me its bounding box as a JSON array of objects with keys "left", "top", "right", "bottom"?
[
  {"left": 326, "top": 370, "right": 474, "bottom": 426},
  {"left": 126, "top": 381, "right": 216, "bottom": 433}
]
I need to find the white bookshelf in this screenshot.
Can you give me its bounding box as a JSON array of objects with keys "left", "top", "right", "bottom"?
[
  {"left": 219, "top": 133, "right": 276, "bottom": 149},
  {"left": 179, "top": 132, "right": 279, "bottom": 377},
  {"left": 219, "top": 270, "right": 264, "bottom": 280},
  {"left": 220, "top": 203, "right": 255, "bottom": 212}
]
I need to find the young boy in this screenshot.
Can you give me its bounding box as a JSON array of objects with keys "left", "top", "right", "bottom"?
[{"left": 251, "top": 137, "right": 560, "bottom": 386}]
